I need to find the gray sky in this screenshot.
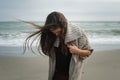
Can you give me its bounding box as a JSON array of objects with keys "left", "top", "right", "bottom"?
[{"left": 0, "top": 0, "right": 120, "bottom": 21}]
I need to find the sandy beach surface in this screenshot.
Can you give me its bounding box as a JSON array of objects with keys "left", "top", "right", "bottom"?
[
  {"left": 0, "top": 55, "right": 49, "bottom": 80},
  {"left": 82, "top": 49, "right": 120, "bottom": 80},
  {"left": 0, "top": 49, "right": 120, "bottom": 80}
]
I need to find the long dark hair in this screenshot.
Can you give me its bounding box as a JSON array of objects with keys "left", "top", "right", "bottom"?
[{"left": 23, "top": 11, "right": 68, "bottom": 57}]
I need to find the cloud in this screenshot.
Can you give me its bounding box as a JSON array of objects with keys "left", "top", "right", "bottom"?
[{"left": 0, "top": 0, "right": 120, "bottom": 21}]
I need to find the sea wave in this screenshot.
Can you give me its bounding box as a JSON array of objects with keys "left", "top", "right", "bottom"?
[
  {"left": 0, "top": 32, "right": 120, "bottom": 46},
  {"left": 0, "top": 21, "right": 120, "bottom": 47}
]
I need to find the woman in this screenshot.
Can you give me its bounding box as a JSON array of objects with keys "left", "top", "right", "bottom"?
[{"left": 24, "top": 11, "right": 93, "bottom": 80}]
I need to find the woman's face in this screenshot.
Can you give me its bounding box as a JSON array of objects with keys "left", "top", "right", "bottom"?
[{"left": 50, "top": 27, "right": 62, "bottom": 36}]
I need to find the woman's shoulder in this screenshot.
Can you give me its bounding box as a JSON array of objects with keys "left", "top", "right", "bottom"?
[{"left": 68, "top": 23, "right": 86, "bottom": 35}]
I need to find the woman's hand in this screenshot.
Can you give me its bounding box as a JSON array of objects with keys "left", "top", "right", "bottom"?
[
  {"left": 67, "top": 44, "right": 91, "bottom": 56},
  {"left": 67, "top": 44, "right": 79, "bottom": 54}
]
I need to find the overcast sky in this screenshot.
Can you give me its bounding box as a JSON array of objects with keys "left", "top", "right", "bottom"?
[{"left": 0, "top": 0, "right": 120, "bottom": 21}]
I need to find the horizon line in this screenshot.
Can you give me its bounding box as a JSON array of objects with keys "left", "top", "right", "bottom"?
[{"left": 0, "top": 20, "right": 120, "bottom": 22}]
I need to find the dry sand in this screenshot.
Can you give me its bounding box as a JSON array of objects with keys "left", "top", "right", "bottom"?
[
  {"left": 82, "top": 49, "right": 120, "bottom": 80},
  {"left": 0, "top": 49, "right": 120, "bottom": 80},
  {"left": 0, "top": 55, "right": 49, "bottom": 80}
]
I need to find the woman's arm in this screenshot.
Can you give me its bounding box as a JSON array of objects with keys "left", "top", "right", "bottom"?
[{"left": 67, "top": 44, "right": 91, "bottom": 57}]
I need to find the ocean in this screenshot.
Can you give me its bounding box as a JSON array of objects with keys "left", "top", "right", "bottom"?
[{"left": 0, "top": 21, "right": 120, "bottom": 56}]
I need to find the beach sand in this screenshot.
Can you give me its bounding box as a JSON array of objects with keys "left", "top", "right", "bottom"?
[
  {"left": 82, "top": 49, "right": 120, "bottom": 80},
  {"left": 0, "top": 55, "right": 49, "bottom": 80},
  {"left": 0, "top": 49, "right": 120, "bottom": 80}
]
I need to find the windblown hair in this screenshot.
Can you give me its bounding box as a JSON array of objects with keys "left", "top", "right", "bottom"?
[{"left": 23, "top": 11, "right": 68, "bottom": 57}]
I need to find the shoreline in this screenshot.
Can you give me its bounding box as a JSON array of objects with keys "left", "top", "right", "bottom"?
[{"left": 0, "top": 45, "right": 120, "bottom": 57}]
